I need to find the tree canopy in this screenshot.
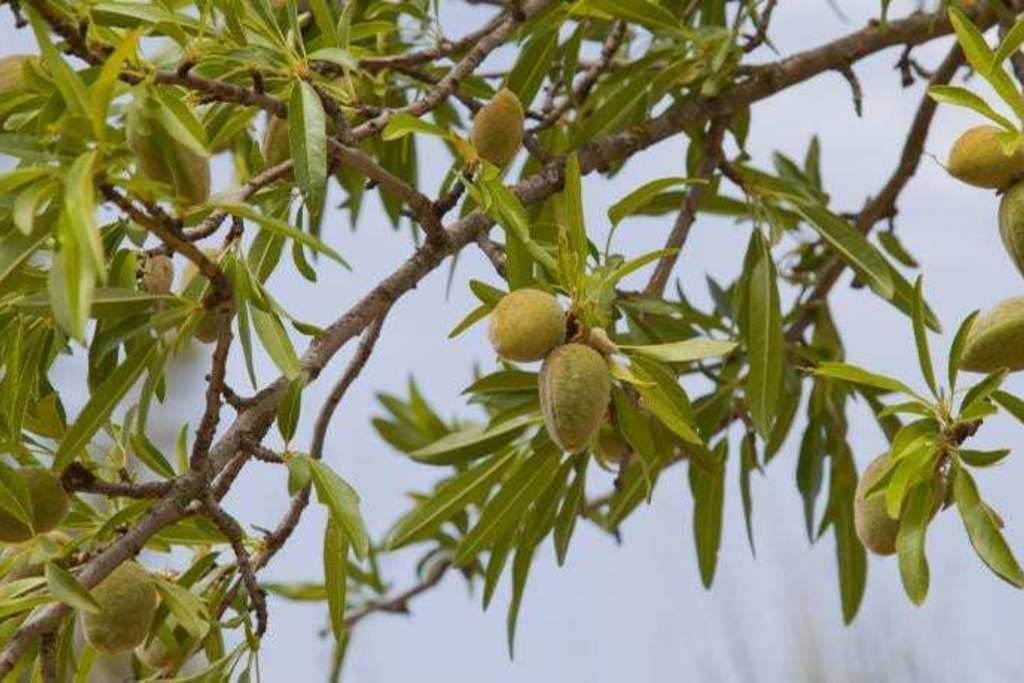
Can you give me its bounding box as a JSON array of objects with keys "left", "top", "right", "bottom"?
[{"left": 0, "top": 0, "right": 1022, "bottom": 680}]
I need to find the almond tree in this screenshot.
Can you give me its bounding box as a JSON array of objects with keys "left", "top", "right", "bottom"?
[{"left": 0, "top": 0, "right": 1022, "bottom": 679}]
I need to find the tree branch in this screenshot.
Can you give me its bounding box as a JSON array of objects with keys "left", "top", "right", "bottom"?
[
  {"left": 787, "top": 45, "right": 965, "bottom": 341},
  {"left": 61, "top": 463, "right": 172, "bottom": 500},
  {"left": 644, "top": 119, "right": 727, "bottom": 297},
  {"left": 343, "top": 560, "right": 451, "bottom": 629},
  {"left": 202, "top": 498, "right": 268, "bottom": 636}
]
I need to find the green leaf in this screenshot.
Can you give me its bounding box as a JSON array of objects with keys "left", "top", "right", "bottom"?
[
  {"left": 744, "top": 234, "right": 784, "bottom": 438},
  {"left": 129, "top": 432, "right": 177, "bottom": 480},
  {"left": 381, "top": 112, "right": 450, "bottom": 141},
  {"left": 64, "top": 151, "right": 106, "bottom": 279},
  {"left": 954, "top": 467, "right": 1024, "bottom": 587},
  {"left": 994, "top": 16, "right": 1024, "bottom": 70},
  {"left": 553, "top": 460, "right": 587, "bottom": 566},
  {"left": 153, "top": 579, "right": 209, "bottom": 639},
  {"left": 308, "top": 47, "right": 358, "bottom": 71},
  {"left": 277, "top": 374, "right": 305, "bottom": 443},
  {"left": 948, "top": 6, "right": 1024, "bottom": 122},
  {"left": 911, "top": 277, "right": 938, "bottom": 398},
  {"left": 91, "top": 30, "right": 140, "bottom": 136},
  {"left": 388, "top": 450, "right": 516, "bottom": 549},
  {"left": 0, "top": 228, "right": 49, "bottom": 290},
  {"left": 308, "top": 459, "right": 370, "bottom": 559},
  {"left": 212, "top": 202, "right": 347, "bottom": 266},
  {"left": 410, "top": 415, "right": 539, "bottom": 466},
  {"left": 949, "top": 310, "right": 980, "bottom": 392},
  {"left": 689, "top": 441, "right": 725, "bottom": 588},
  {"left": 250, "top": 306, "right": 302, "bottom": 381},
  {"left": 17, "top": 287, "right": 169, "bottom": 319},
  {"left": 13, "top": 181, "right": 54, "bottom": 236},
  {"left": 0, "top": 463, "right": 34, "bottom": 531},
  {"left": 504, "top": 29, "right": 558, "bottom": 107},
  {"left": 560, "top": 154, "right": 588, "bottom": 292},
  {"left": 54, "top": 339, "right": 158, "bottom": 471},
  {"left": 814, "top": 362, "right": 922, "bottom": 401},
  {"left": 877, "top": 230, "right": 919, "bottom": 269},
  {"left": 578, "top": 0, "right": 683, "bottom": 34},
  {"left": 885, "top": 262, "right": 941, "bottom": 333},
  {"left": 619, "top": 338, "right": 737, "bottom": 364},
  {"left": 323, "top": 517, "right": 348, "bottom": 644},
  {"left": 896, "top": 480, "right": 936, "bottom": 605},
  {"left": 796, "top": 205, "right": 894, "bottom": 299},
  {"left": 153, "top": 88, "right": 209, "bottom": 157},
  {"left": 834, "top": 495, "right": 867, "bottom": 623},
  {"left": 44, "top": 563, "right": 101, "bottom": 614},
  {"left": 448, "top": 304, "right": 490, "bottom": 339},
  {"left": 289, "top": 81, "right": 328, "bottom": 218},
  {"left": 927, "top": 85, "right": 1017, "bottom": 131},
  {"left": 48, "top": 235, "right": 93, "bottom": 342},
  {"left": 632, "top": 361, "right": 701, "bottom": 445},
  {"left": 961, "top": 369, "right": 1008, "bottom": 416},
  {"left": 506, "top": 536, "right": 536, "bottom": 659},
  {"left": 960, "top": 448, "right": 1011, "bottom": 467},
  {"left": 26, "top": 7, "right": 97, "bottom": 135},
  {"left": 608, "top": 177, "right": 702, "bottom": 228},
  {"left": 994, "top": 389, "right": 1024, "bottom": 426},
  {"left": 454, "top": 447, "right": 561, "bottom": 566},
  {"left": 739, "top": 434, "right": 757, "bottom": 555},
  {"left": 483, "top": 180, "right": 558, "bottom": 273}
]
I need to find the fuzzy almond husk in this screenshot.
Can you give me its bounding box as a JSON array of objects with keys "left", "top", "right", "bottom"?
[
  {"left": 488, "top": 288, "right": 565, "bottom": 362},
  {"left": 82, "top": 561, "right": 158, "bottom": 655},
  {"left": 854, "top": 454, "right": 900, "bottom": 556},
  {"left": 999, "top": 181, "right": 1024, "bottom": 280},
  {"left": 947, "top": 125, "right": 1024, "bottom": 190},
  {"left": 471, "top": 88, "right": 524, "bottom": 167},
  {"left": 539, "top": 344, "right": 611, "bottom": 453},
  {"left": 593, "top": 422, "right": 631, "bottom": 467},
  {"left": 959, "top": 297, "right": 1024, "bottom": 373},
  {"left": 262, "top": 115, "right": 290, "bottom": 167},
  {"left": 127, "top": 97, "right": 211, "bottom": 206},
  {"left": 0, "top": 467, "right": 68, "bottom": 544},
  {"left": 0, "top": 55, "right": 31, "bottom": 93},
  {"left": 141, "top": 254, "right": 175, "bottom": 295}
]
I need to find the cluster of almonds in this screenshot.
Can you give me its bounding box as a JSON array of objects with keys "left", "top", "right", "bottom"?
[
  {"left": 489, "top": 290, "right": 627, "bottom": 462},
  {"left": 0, "top": 468, "right": 157, "bottom": 656},
  {"left": 947, "top": 125, "right": 1024, "bottom": 374},
  {"left": 850, "top": 124, "right": 1024, "bottom": 557}
]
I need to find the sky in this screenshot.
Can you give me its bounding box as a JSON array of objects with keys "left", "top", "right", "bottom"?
[{"left": 4, "top": 2, "right": 1024, "bottom": 682}]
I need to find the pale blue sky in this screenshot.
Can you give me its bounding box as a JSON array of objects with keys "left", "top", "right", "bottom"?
[{"left": 4, "top": 2, "right": 1024, "bottom": 681}]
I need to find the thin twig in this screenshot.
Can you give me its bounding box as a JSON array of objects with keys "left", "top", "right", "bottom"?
[
  {"left": 202, "top": 498, "right": 268, "bottom": 636},
  {"left": 61, "top": 463, "right": 173, "bottom": 499},
  {"left": 644, "top": 119, "right": 727, "bottom": 297},
  {"left": 531, "top": 21, "right": 628, "bottom": 133},
  {"left": 344, "top": 560, "right": 451, "bottom": 629},
  {"left": 837, "top": 63, "right": 864, "bottom": 117},
  {"left": 475, "top": 232, "right": 507, "bottom": 277}
]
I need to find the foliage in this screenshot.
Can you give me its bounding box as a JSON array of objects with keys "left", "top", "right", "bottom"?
[{"left": 0, "top": 0, "right": 1021, "bottom": 680}]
